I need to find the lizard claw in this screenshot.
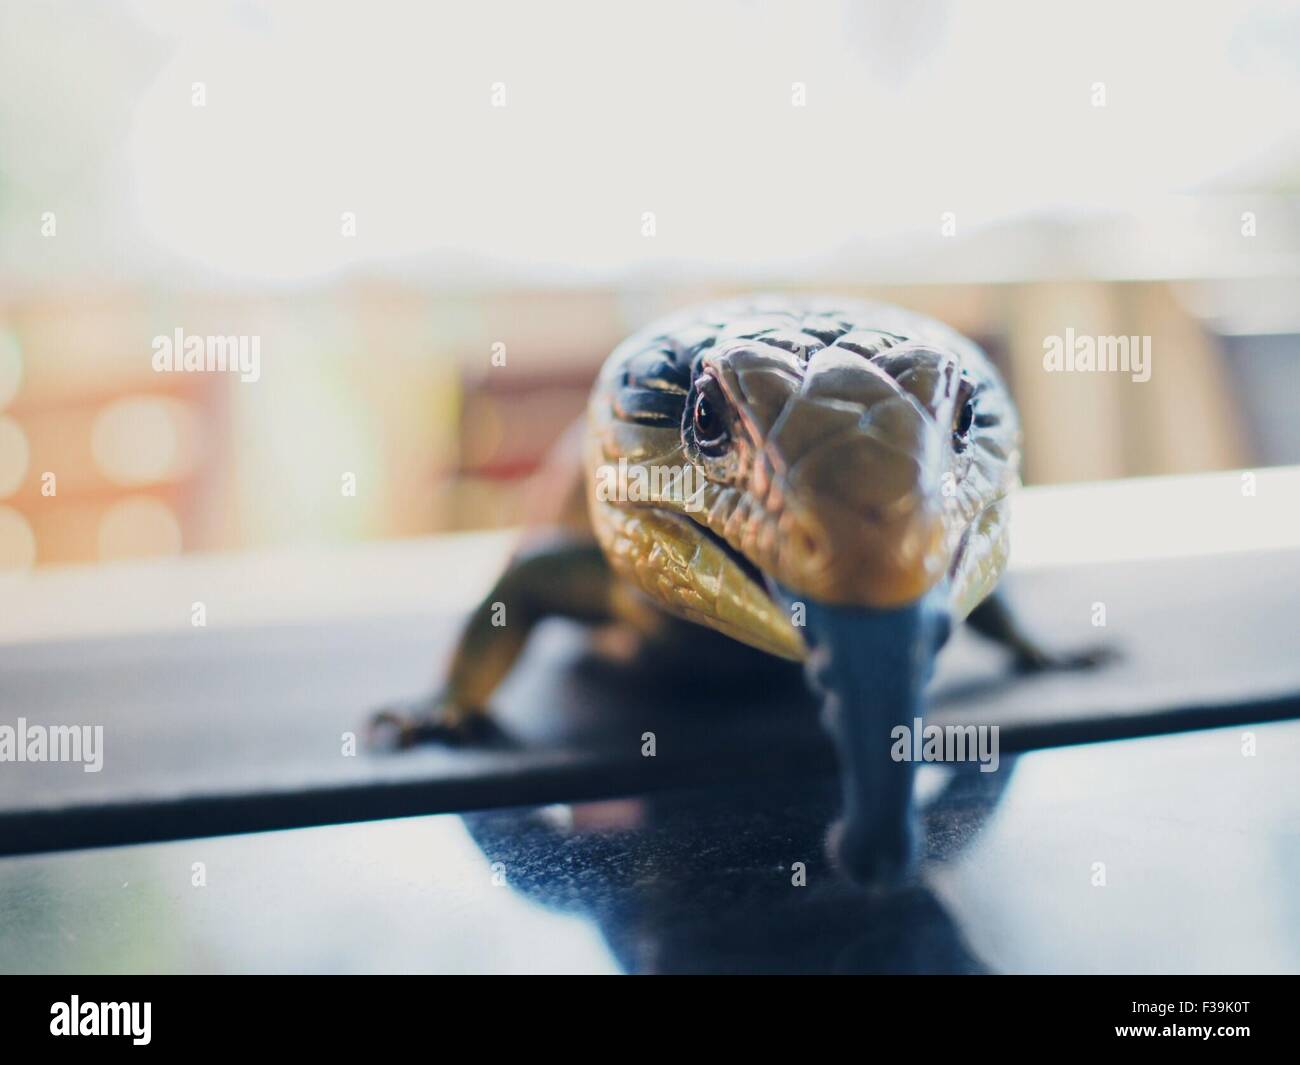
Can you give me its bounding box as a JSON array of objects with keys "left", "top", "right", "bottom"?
[
  {"left": 1013, "top": 643, "right": 1118, "bottom": 674},
  {"left": 367, "top": 706, "right": 435, "bottom": 750},
  {"left": 367, "top": 694, "right": 501, "bottom": 750}
]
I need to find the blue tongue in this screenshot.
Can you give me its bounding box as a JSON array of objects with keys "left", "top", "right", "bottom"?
[{"left": 771, "top": 581, "right": 949, "bottom": 885}]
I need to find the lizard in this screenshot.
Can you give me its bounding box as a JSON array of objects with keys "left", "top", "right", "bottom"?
[{"left": 372, "top": 296, "right": 1106, "bottom": 883}]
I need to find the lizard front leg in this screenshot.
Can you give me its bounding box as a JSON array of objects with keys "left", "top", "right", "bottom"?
[{"left": 370, "top": 538, "right": 616, "bottom": 748}]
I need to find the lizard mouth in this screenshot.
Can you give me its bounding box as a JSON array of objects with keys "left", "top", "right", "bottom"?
[
  {"left": 689, "top": 515, "right": 770, "bottom": 595},
  {"left": 620, "top": 503, "right": 806, "bottom": 661}
]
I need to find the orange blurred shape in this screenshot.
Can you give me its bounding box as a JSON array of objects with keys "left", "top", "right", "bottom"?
[
  {"left": 97, "top": 497, "right": 182, "bottom": 561},
  {"left": 0, "top": 416, "right": 30, "bottom": 497},
  {"left": 0, "top": 506, "right": 36, "bottom": 571},
  {"left": 91, "top": 396, "right": 199, "bottom": 486}
]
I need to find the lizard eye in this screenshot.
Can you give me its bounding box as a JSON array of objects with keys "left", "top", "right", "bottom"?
[
  {"left": 691, "top": 376, "right": 730, "bottom": 456},
  {"left": 952, "top": 380, "right": 976, "bottom": 452}
]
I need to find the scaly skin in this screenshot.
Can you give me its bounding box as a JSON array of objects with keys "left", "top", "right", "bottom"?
[{"left": 586, "top": 295, "right": 1020, "bottom": 654}]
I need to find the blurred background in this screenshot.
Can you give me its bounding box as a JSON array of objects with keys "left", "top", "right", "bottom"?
[{"left": 1, "top": 0, "right": 1298, "bottom": 571}]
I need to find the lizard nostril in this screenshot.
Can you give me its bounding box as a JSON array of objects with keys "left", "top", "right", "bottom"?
[{"left": 794, "top": 523, "right": 831, "bottom": 566}]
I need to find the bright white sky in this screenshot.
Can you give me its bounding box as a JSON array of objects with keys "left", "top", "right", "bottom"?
[{"left": 2, "top": 0, "right": 1299, "bottom": 285}]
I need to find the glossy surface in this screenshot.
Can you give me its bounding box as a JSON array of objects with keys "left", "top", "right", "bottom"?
[{"left": 1, "top": 719, "right": 1295, "bottom": 974}]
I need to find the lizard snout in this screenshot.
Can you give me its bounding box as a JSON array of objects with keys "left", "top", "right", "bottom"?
[{"left": 761, "top": 346, "right": 950, "bottom": 608}]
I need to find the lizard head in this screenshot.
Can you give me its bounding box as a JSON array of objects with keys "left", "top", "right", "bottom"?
[{"left": 586, "top": 298, "right": 1020, "bottom": 660}]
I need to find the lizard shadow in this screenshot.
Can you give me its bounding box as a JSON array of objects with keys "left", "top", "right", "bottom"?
[
  {"left": 394, "top": 618, "right": 1023, "bottom": 971},
  {"left": 459, "top": 758, "right": 1013, "bottom": 974}
]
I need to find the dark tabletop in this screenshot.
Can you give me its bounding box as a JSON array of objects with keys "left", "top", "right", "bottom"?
[
  {"left": 3, "top": 551, "right": 1299, "bottom": 857},
  {"left": 0, "top": 717, "right": 1295, "bottom": 974},
  {"left": 2, "top": 541, "right": 1298, "bottom": 973}
]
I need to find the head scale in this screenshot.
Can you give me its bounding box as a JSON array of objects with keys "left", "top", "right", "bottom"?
[{"left": 586, "top": 297, "right": 1020, "bottom": 660}]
